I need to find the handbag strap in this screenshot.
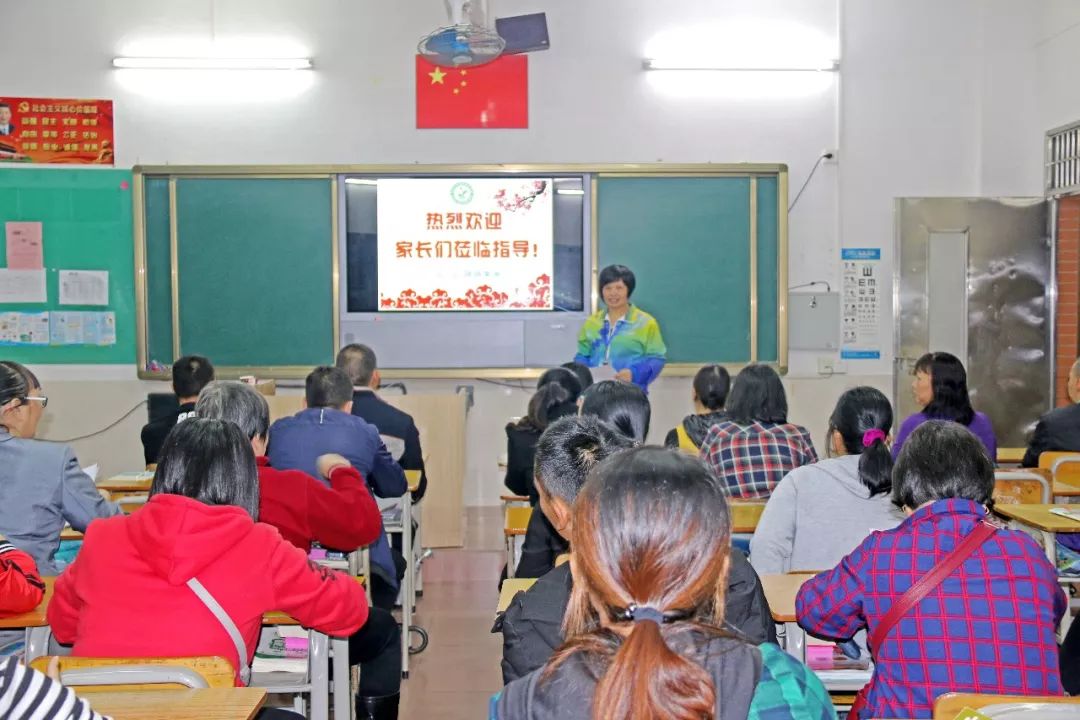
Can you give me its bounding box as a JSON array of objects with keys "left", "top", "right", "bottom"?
[
  {"left": 186, "top": 577, "right": 251, "bottom": 685},
  {"left": 867, "top": 520, "right": 997, "bottom": 652}
]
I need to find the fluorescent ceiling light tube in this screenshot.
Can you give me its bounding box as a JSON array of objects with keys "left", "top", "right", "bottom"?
[
  {"left": 642, "top": 58, "right": 838, "bottom": 72},
  {"left": 344, "top": 178, "right": 378, "bottom": 185},
  {"left": 112, "top": 56, "right": 313, "bottom": 70},
  {"left": 556, "top": 189, "right": 585, "bottom": 195}
]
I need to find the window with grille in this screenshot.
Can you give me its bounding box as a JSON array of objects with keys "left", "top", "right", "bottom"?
[{"left": 1047, "top": 121, "right": 1080, "bottom": 196}]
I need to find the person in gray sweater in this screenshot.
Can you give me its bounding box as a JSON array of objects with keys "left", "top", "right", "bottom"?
[
  {"left": 750, "top": 386, "right": 904, "bottom": 575},
  {"left": 0, "top": 361, "right": 121, "bottom": 575}
]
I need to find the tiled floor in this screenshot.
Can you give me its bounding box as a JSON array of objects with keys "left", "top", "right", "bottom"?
[{"left": 400, "top": 506, "right": 505, "bottom": 719}]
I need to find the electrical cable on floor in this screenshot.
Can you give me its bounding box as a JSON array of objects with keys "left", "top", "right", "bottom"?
[{"left": 46, "top": 400, "right": 148, "bottom": 443}]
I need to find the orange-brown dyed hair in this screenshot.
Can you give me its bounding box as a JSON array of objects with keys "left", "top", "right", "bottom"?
[{"left": 545, "top": 447, "right": 733, "bottom": 720}]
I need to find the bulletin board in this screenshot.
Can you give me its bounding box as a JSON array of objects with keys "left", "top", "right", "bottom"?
[{"left": 0, "top": 168, "right": 135, "bottom": 364}]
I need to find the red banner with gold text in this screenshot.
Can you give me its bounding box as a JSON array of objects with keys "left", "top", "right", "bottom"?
[{"left": 0, "top": 97, "right": 114, "bottom": 165}]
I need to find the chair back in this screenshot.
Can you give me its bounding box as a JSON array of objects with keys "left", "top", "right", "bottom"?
[
  {"left": 1040, "top": 451, "right": 1080, "bottom": 488},
  {"left": 933, "top": 692, "right": 1080, "bottom": 719},
  {"left": 993, "top": 469, "right": 1051, "bottom": 505},
  {"left": 29, "top": 655, "right": 236, "bottom": 693}
]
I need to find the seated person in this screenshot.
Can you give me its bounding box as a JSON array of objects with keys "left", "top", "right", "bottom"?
[
  {"left": 892, "top": 351, "right": 996, "bottom": 461},
  {"left": 47, "top": 421, "right": 369, "bottom": 693},
  {"left": 195, "top": 380, "right": 401, "bottom": 716},
  {"left": 700, "top": 364, "right": 817, "bottom": 498},
  {"left": 665, "top": 363, "right": 730, "bottom": 453},
  {"left": 493, "top": 447, "right": 831, "bottom": 719},
  {"left": 0, "top": 534, "right": 45, "bottom": 615},
  {"left": 499, "top": 417, "right": 775, "bottom": 685},
  {"left": 559, "top": 361, "right": 593, "bottom": 393},
  {"left": 268, "top": 366, "right": 407, "bottom": 611},
  {"left": 579, "top": 379, "right": 650, "bottom": 443},
  {"left": 797, "top": 421, "right": 1064, "bottom": 720},
  {"left": 0, "top": 657, "right": 110, "bottom": 720},
  {"left": 1023, "top": 356, "right": 1080, "bottom": 466},
  {"left": 504, "top": 367, "right": 581, "bottom": 504},
  {"left": 513, "top": 378, "right": 651, "bottom": 580},
  {"left": 140, "top": 355, "right": 214, "bottom": 465},
  {"left": 0, "top": 361, "right": 120, "bottom": 575},
  {"left": 751, "top": 387, "right": 904, "bottom": 575}
]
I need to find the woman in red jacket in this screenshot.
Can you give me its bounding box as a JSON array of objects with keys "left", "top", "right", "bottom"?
[
  {"left": 47, "top": 419, "right": 374, "bottom": 717},
  {"left": 0, "top": 535, "right": 44, "bottom": 615}
]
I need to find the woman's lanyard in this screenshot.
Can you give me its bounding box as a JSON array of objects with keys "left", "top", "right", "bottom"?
[{"left": 603, "top": 315, "right": 623, "bottom": 365}]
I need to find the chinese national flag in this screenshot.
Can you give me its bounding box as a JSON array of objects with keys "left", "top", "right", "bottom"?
[{"left": 416, "top": 55, "right": 528, "bottom": 129}]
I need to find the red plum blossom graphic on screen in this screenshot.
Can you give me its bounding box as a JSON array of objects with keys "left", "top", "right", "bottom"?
[
  {"left": 380, "top": 274, "right": 551, "bottom": 310},
  {"left": 494, "top": 180, "right": 548, "bottom": 212}
]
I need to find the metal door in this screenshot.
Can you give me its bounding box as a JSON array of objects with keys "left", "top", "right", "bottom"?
[{"left": 894, "top": 198, "right": 1052, "bottom": 447}]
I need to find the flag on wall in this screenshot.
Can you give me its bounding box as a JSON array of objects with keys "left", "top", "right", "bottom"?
[{"left": 415, "top": 55, "right": 528, "bottom": 129}]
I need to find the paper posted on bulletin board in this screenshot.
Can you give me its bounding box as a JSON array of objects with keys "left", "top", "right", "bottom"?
[{"left": 840, "top": 248, "right": 882, "bottom": 360}]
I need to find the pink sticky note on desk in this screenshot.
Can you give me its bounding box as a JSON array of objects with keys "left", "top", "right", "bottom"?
[{"left": 6, "top": 222, "right": 44, "bottom": 269}]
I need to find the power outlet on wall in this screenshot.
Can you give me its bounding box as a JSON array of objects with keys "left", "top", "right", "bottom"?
[{"left": 817, "top": 357, "right": 847, "bottom": 375}]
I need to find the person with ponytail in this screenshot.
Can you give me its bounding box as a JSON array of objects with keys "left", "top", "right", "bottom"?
[
  {"left": 665, "top": 364, "right": 731, "bottom": 453},
  {"left": 0, "top": 361, "right": 120, "bottom": 575},
  {"left": 492, "top": 447, "right": 835, "bottom": 720},
  {"left": 750, "top": 387, "right": 904, "bottom": 575},
  {"left": 504, "top": 367, "right": 582, "bottom": 504}
]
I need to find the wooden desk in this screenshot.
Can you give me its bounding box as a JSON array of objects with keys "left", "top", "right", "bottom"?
[
  {"left": 996, "top": 447, "right": 1026, "bottom": 466},
  {"left": 86, "top": 688, "right": 266, "bottom": 720},
  {"left": 497, "top": 578, "right": 538, "bottom": 614},
  {"left": 760, "top": 573, "right": 815, "bottom": 624},
  {"left": 97, "top": 472, "right": 154, "bottom": 493},
  {"left": 993, "top": 504, "right": 1080, "bottom": 533},
  {"left": 1055, "top": 481, "right": 1080, "bottom": 498},
  {"left": 60, "top": 526, "right": 84, "bottom": 541},
  {"left": 730, "top": 502, "right": 765, "bottom": 534},
  {"left": 760, "top": 572, "right": 817, "bottom": 663}
]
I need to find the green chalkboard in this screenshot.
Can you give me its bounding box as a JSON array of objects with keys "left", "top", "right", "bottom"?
[
  {"left": 597, "top": 176, "right": 780, "bottom": 364},
  {"left": 155, "top": 177, "right": 336, "bottom": 367},
  {"left": 0, "top": 168, "right": 134, "bottom": 364}
]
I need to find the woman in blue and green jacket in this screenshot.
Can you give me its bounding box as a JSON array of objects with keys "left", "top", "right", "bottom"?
[{"left": 574, "top": 265, "right": 666, "bottom": 391}]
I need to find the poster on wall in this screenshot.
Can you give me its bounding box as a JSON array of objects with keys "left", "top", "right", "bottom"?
[
  {"left": 839, "top": 248, "right": 882, "bottom": 360},
  {"left": 0, "top": 97, "right": 114, "bottom": 165},
  {"left": 376, "top": 177, "right": 553, "bottom": 310}
]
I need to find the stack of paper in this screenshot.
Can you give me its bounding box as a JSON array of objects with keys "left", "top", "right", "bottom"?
[{"left": 252, "top": 626, "right": 310, "bottom": 674}]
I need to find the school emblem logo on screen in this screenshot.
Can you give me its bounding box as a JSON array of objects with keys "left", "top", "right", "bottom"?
[{"left": 450, "top": 182, "right": 474, "bottom": 204}]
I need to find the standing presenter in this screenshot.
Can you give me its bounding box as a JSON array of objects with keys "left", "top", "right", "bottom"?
[{"left": 574, "top": 264, "right": 666, "bottom": 391}]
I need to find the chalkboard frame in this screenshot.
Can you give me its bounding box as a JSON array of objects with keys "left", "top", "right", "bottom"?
[{"left": 133, "top": 164, "right": 786, "bottom": 380}]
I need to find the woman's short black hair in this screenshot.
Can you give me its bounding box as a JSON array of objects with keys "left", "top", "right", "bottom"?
[
  {"left": 150, "top": 417, "right": 260, "bottom": 520},
  {"left": 693, "top": 364, "right": 730, "bottom": 412},
  {"left": 518, "top": 368, "right": 582, "bottom": 432},
  {"left": 534, "top": 415, "right": 634, "bottom": 502},
  {"left": 0, "top": 361, "right": 40, "bottom": 408},
  {"left": 828, "top": 386, "right": 893, "bottom": 497},
  {"left": 580, "top": 380, "right": 651, "bottom": 443},
  {"left": 598, "top": 264, "right": 636, "bottom": 298},
  {"left": 537, "top": 367, "right": 582, "bottom": 398},
  {"left": 725, "top": 364, "right": 787, "bottom": 424},
  {"left": 915, "top": 352, "right": 975, "bottom": 426},
  {"left": 560, "top": 361, "right": 594, "bottom": 391},
  {"left": 892, "top": 420, "right": 993, "bottom": 509}
]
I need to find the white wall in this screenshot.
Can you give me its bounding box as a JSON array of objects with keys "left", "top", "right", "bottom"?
[{"left": 3, "top": 0, "right": 1063, "bottom": 504}]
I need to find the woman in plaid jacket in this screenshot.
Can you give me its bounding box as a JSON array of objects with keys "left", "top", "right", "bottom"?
[{"left": 796, "top": 421, "right": 1064, "bottom": 719}]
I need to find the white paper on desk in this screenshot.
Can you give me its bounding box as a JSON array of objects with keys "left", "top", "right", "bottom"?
[
  {"left": 0, "top": 269, "right": 46, "bottom": 303},
  {"left": 82, "top": 464, "right": 99, "bottom": 481},
  {"left": 59, "top": 270, "right": 109, "bottom": 306},
  {"left": 591, "top": 364, "right": 618, "bottom": 382}
]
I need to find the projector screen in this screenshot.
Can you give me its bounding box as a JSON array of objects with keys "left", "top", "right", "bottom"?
[{"left": 376, "top": 178, "right": 555, "bottom": 311}]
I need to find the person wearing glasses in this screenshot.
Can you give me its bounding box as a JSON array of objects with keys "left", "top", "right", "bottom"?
[{"left": 0, "top": 361, "right": 120, "bottom": 575}]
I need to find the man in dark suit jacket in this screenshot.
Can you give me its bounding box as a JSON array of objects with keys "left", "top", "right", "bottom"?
[
  {"left": 1023, "top": 358, "right": 1080, "bottom": 467},
  {"left": 140, "top": 355, "right": 214, "bottom": 465},
  {"left": 336, "top": 343, "right": 428, "bottom": 501},
  {"left": 0, "top": 104, "right": 14, "bottom": 137},
  {"left": 495, "top": 415, "right": 775, "bottom": 684}
]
